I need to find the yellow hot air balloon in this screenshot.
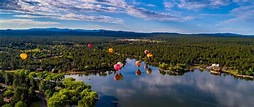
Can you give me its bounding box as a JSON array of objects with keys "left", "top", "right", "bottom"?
[
  {"left": 108, "top": 48, "right": 113, "bottom": 53},
  {"left": 147, "top": 53, "right": 153, "bottom": 58},
  {"left": 20, "top": 53, "right": 28, "bottom": 60}
]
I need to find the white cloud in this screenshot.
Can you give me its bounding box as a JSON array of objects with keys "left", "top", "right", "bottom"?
[
  {"left": 171, "top": 0, "right": 230, "bottom": 10},
  {"left": 126, "top": 6, "right": 193, "bottom": 22},
  {"left": 164, "top": 2, "right": 174, "bottom": 9},
  {"left": 0, "top": 19, "right": 59, "bottom": 25},
  {"left": 59, "top": 13, "right": 124, "bottom": 24},
  {"left": 0, "top": 0, "right": 194, "bottom": 23},
  {"left": 146, "top": 4, "right": 156, "bottom": 7},
  {"left": 0, "top": 0, "right": 125, "bottom": 24},
  {"left": 219, "top": 4, "right": 254, "bottom": 25},
  {"left": 13, "top": 14, "right": 45, "bottom": 18}
]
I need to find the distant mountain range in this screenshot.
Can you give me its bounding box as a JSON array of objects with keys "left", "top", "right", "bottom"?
[{"left": 0, "top": 28, "right": 253, "bottom": 37}]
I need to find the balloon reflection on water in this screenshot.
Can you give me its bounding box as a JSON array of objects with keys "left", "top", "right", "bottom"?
[
  {"left": 144, "top": 64, "right": 148, "bottom": 69},
  {"left": 146, "top": 68, "right": 152, "bottom": 74},
  {"left": 114, "top": 72, "right": 124, "bottom": 81},
  {"left": 114, "top": 73, "right": 121, "bottom": 81},
  {"left": 136, "top": 69, "right": 141, "bottom": 76}
]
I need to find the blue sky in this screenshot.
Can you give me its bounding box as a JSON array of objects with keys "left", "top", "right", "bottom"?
[{"left": 0, "top": 0, "right": 253, "bottom": 34}]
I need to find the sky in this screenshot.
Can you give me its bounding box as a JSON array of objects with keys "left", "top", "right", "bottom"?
[{"left": 0, "top": 0, "right": 253, "bottom": 35}]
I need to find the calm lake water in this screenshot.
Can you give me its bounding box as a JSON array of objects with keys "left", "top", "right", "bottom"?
[{"left": 65, "top": 58, "right": 254, "bottom": 107}]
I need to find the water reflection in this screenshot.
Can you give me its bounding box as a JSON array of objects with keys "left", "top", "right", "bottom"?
[
  {"left": 146, "top": 68, "right": 152, "bottom": 74},
  {"left": 144, "top": 64, "right": 148, "bottom": 69},
  {"left": 114, "top": 73, "right": 123, "bottom": 81},
  {"left": 66, "top": 58, "right": 254, "bottom": 107},
  {"left": 135, "top": 69, "right": 141, "bottom": 76}
]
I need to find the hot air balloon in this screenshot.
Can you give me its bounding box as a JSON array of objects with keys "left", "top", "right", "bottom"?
[
  {"left": 146, "top": 68, "right": 152, "bottom": 74},
  {"left": 114, "top": 73, "right": 120, "bottom": 81},
  {"left": 136, "top": 69, "right": 141, "bottom": 76},
  {"left": 117, "top": 62, "right": 124, "bottom": 68},
  {"left": 108, "top": 48, "right": 113, "bottom": 53},
  {"left": 20, "top": 53, "right": 28, "bottom": 60},
  {"left": 114, "top": 64, "right": 121, "bottom": 71},
  {"left": 144, "top": 50, "right": 149, "bottom": 54},
  {"left": 88, "top": 43, "right": 92, "bottom": 48},
  {"left": 136, "top": 61, "right": 141, "bottom": 67},
  {"left": 147, "top": 53, "right": 153, "bottom": 58}
]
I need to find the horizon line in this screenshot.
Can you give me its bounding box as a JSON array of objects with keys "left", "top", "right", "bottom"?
[{"left": 0, "top": 27, "right": 253, "bottom": 36}]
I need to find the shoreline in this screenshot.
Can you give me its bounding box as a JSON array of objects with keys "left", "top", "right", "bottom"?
[
  {"left": 3, "top": 64, "right": 254, "bottom": 79},
  {"left": 159, "top": 65, "right": 254, "bottom": 79}
]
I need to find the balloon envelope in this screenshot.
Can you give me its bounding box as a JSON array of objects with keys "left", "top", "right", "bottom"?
[
  {"left": 88, "top": 43, "right": 92, "bottom": 48},
  {"left": 114, "top": 74, "right": 121, "bottom": 81},
  {"left": 20, "top": 53, "right": 28, "bottom": 60},
  {"left": 147, "top": 53, "right": 153, "bottom": 58},
  {"left": 108, "top": 48, "right": 113, "bottom": 53},
  {"left": 144, "top": 50, "right": 149, "bottom": 54},
  {"left": 114, "top": 64, "right": 121, "bottom": 71},
  {"left": 136, "top": 69, "right": 141, "bottom": 76},
  {"left": 136, "top": 61, "right": 141, "bottom": 67},
  {"left": 117, "top": 62, "right": 124, "bottom": 68}
]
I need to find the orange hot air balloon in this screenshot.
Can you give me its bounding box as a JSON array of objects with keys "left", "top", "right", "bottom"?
[
  {"left": 114, "top": 73, "right": 121, "bottom": 81},
  {"left": 136, "top": 61, "right": 141, "bottom": 67},
  {"left": 147, "top": 53, "right": 153, "bottom": 58},
  {"left": 108, "top": 48, "right": 113, "bottom": 53},
  {"left": 20, "top": 53, "right": 28, "bottom": 60},
  {"left": 136, "top": 69, "right": 141, "bottom": 76},
  {"left": 88, "top": 43, "right": 92, "bottom": 48},
  {"left": 146, "top": 68, "right": 152, "bottom": 74}
]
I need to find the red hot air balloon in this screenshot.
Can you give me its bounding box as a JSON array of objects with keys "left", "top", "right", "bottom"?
[
  {"left": 144, "top": 50, "right": 149, "bottom": 55},
  {"left": 114, "top": 64, "right": 121, "bottom": 71},
  {"left": 88, "top": 43, "right": 92, "bottom": 48}
]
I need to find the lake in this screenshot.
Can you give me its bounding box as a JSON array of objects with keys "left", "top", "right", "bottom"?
[{"left": 65, "top": 58, "right": 254, "bottom": 107}]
